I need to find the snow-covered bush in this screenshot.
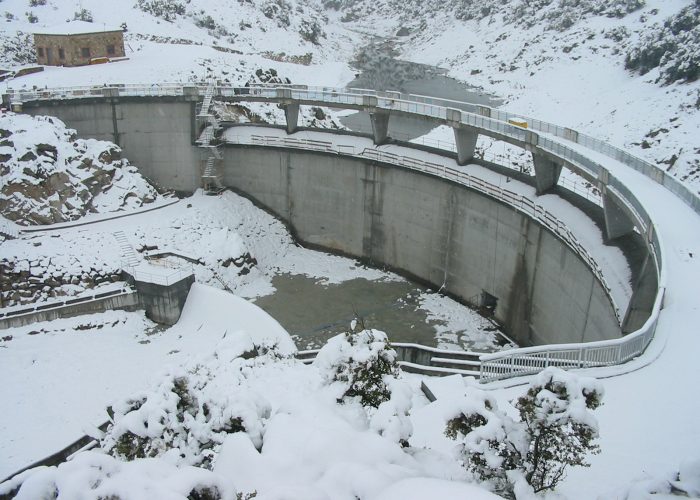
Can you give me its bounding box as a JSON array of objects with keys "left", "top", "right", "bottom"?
[
  {"left": 73, "top": 8, "right": 93, "bottom": 22},
  {"left": 369, "top": 377, "right": 414, "bottom": 446},
  {"left": 136, "top": 0, "right": 186, "bottom": 21},
  {"left": 102, "top": 336, "right": 294, "bottom": 468},
  {"left": 299, "top": 18, "right": 325, "bottom": 45},
  {"left": 445, "top": 368, "right": 604, "bottom": 495},
  {"left": 262, "top": 0, "right": 292, "bottom": 27},
  {"left": 626, "top": 1, "right": 700, "bottom": 84},
  {"left": 0, "top": 451, "right": 235, "bottom": 499},
  {"left": 0, "top": 32, "right": 36, "bottom": 66},
  {"left": 611, "top": 456, "right": 700, "bottom": 498},
  {"left": 507, "top": 0, "right": 645, "bottom": 30},
  {"left": 314, "top": 329, "right": 400, "bottom": 409},
  {"left": 314, "top": 327, "right": 413, "bottom": 445}
]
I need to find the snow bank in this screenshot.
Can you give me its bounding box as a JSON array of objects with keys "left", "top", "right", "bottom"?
[
  {"left": 175, "top": 283, "right": 296, "bottom": 357},
  {"left": 371, "top": 477, "right": 502, "bottom": 500}
]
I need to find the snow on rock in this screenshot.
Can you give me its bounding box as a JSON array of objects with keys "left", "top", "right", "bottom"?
[
  {"left": 0, "top": 112, "right": 160, "bottom": 225},
  {"left": 0, "top": 451, "right": 237, "bottom": 500},
  {"left": 0, "top": 230, "right": 123, "bottom": 306}
]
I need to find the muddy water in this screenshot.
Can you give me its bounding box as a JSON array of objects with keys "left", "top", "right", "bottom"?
[
  {"left": 339, "top": 40, "right": 501, "bottom": 140},
  {"left": 253, "top": 273, "right": 506, "bottom": 351}
]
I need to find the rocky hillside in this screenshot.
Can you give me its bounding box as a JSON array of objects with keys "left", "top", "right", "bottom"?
[
  {"left": 328, "top": 0, "right": 700, "bottom": 192},
  {"left": 0, "top": 113, "right": 161, "bottom": 225},
  {"left": 0, "top": 0, "right": 343, "bottom": 72}
]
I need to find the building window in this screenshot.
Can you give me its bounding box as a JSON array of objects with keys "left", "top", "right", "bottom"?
[
  {"left": 37, "top": 47, "right": 44, "bottom": 57},
  {"left": 106, "top": 44, "right": 115, "bottom": 55},
  {"left": 81, "top": 47, "right": 90, "bottom": 58},
  {"left": 58, "top": 48, "right": 65, "bottom": 59}
]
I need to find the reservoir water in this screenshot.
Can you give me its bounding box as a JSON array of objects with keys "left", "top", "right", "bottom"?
[{"left": 339, "top": 40, "right": 501, "bottom": 140}]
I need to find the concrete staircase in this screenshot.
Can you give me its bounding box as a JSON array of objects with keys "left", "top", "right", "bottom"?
[
  {"left": 0, "top": 217, "right": 20, "bottom": 239},
  {"left": 112, "top": 231, "right": 139, "bottom": 267}
]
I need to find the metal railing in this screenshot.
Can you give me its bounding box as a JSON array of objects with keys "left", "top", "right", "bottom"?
[
  {"left": 0, "top": 286, "right": 134, "bottom": 320},
  {"left": 4, "top": 83, "right": 672, "bottom": 382}
]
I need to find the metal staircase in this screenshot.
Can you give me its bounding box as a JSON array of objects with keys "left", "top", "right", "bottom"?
[{"left": 196, "top": 80, "right": 224, "bottom": 194}]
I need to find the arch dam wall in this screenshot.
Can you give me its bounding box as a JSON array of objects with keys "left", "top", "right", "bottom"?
[
  {"left": 21, "top": 98, "right": 621, "bottom": 348},
  {"left": 223, "top": 145, "right": 620, "bottom": 347}
]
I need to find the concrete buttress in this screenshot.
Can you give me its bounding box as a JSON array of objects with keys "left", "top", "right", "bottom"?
[
  {"left": 370, "top": 109, "right": 390, "bottom": 145},
  {"left": 532, "top": 153, "right": 563, "bottom": 195},
  {"left": 283, "top": 103, "right": 300, "bottom": 134},
  {"left": 453, "top": 126, "right": 479, "bottom": 166}
]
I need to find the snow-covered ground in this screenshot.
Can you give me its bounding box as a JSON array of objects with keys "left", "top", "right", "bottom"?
[
  {"left": 0, "top": 188, "right": 510, "bottom": 478},
  {"left": 1, "top": 0, "right": 699, "bottom": 497}
]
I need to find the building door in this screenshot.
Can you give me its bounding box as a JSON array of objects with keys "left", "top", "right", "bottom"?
[{"left": 46, "top": 48, "right": 53, "bottom": 65}]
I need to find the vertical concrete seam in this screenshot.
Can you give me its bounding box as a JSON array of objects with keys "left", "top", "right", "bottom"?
[
  {"left": 527, "top": 221, "right": 543, "bottom": 340},
  {"left": 110, "top": 99, "right": 119, "bottom": 146},
  {"left": 285, "top": 152, "right": 293, "bottom": 221},
  {"left": 580, "top": 272, "right": 595, "bottom": 342},
  {"left": 440, "top": 186, "right": 457, "bottom": 291}
]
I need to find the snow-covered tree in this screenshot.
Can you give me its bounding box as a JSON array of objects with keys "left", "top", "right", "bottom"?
[
  {"left": 314, "top": 328, "right": 399, "bottom": 408},
  {"left": 626, "top": 1, "right": 700, "bottom": 84},
  {"left": 445, "top": 368, "right": 604, "bottom": 495},
  {"left": 314, "top": 327, "right": 413, "bottom": 445}
]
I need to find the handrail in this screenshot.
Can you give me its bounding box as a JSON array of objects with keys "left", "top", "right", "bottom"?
[
  {"left": 0, "top": 286, "right": 134, "bottom": 319},
  {"left": 3, "top": 83, "right": 671, "bottom": 383}
]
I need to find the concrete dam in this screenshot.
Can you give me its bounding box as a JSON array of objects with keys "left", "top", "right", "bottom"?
[{"left": 5, "top": 83, "right": 668, "bottom": 382}]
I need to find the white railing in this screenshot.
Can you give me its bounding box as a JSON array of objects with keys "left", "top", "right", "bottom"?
[
  {"left": 479, "top": 287, "right": 664, "bottom": 382},
  {"left": 4, "top": 82, "right": 672, "bottom": 382}
]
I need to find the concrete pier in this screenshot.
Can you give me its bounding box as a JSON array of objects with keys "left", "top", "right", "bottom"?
[
  {"left": 603, "top": 190, "right": 636, "bottom": 242},
  {"left": 283, "top": 102, "right": 300, "bottom": 134},
  {"left": 369, "top": 109, "right": 390, "bottom": 145},
  {"left": 453, "top": 126, "right": 479, "bottom": 166},
  {"left": 532, "top": 154, "right": 563, "bottom": 195}
]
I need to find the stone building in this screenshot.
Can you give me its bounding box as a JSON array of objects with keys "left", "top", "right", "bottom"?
[{"left": 34, "top": 21, "right": 125, "bottom": 67}]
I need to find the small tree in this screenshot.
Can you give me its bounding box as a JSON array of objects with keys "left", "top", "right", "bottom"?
[
  {"left": 315, "top": 326, "right": 413, "bottom": 445},
  {"left": 315, "top": 328, "right": 399, "bottom": 408},
  {"left": 446, "top": 368, "right": 604, "bottom": 496},
  {"left": 73, "top": 8, "right": 93, "bottom": 22}
]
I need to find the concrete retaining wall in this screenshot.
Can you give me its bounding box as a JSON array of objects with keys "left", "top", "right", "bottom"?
[
  {"left": 130, "top": 274, "right": 195, "bottom": 325},
  {"left": 0, "top": 292, "right": 140, "bottom": 329},
  {"left": 223, "top": 146, "right": 621, "bottom": 346},
  {"left": 23, "top": 98, "right": 201, "bottom": 192}
]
